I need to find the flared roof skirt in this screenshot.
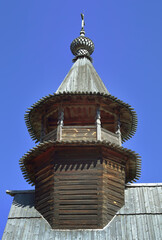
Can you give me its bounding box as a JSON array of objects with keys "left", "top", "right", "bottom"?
[
  {"left": 25, "top": 92, "right": 137, "bottom": 143},
  {"left": 19, "top": 140, "right": 141, "bottom": 185}
]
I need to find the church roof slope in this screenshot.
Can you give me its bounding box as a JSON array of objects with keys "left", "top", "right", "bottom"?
[
  {"left": 3, "top": 183, "right": 162, "bottom": 240},
  {"left": 56, "top": 57, "right": 109, "bottom": 95}
]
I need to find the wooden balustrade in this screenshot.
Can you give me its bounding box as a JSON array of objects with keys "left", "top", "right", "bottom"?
[
  {"left": 42, "top": 128, "right": 57, "bottom": 141},
  {"left": 42, "top": 126, "right": 121, "bottom": 145},
  {"left": 62, "top": 126, "right": 96, "bottom": 141}
]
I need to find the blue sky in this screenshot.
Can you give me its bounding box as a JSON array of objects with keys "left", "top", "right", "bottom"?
[{"left": 0, "top": 0, "right": 162, "bottom": 237}]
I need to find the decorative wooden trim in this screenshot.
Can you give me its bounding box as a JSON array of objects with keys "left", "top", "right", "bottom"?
[
  {"left": 96, "top": 107, "right": 101, "bottom": 141},
  {"left": 57, "top": 108, "right": 64, "bottom": 140}
]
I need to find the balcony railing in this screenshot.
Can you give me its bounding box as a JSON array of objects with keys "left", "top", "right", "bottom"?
[
  {"left": 62, "top": 126, "right": 96, "bottom": 141},
  {"left": 101, "top": 128, "right": 121, "bottom": 145},
  {"left": 42, "top": 128, "right": 57, "bottom": 141},
  {"left": 42, "top": 126, "right": 121, "bottom": 146}
]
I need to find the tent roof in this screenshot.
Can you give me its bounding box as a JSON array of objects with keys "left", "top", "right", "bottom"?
[{"left": 56, "top": 57, "right": 109, "bottom": 95}]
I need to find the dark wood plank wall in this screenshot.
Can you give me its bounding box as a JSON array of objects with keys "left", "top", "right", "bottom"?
[
  {"left": 34, "top": 146, "right": 126, "bottom": 229},
  {"left": 52, "top": 148, "right": 103, "bottom": 229},
  {"left": 35, "top": 152, "right": 54, "bottom": 225},
  {"left": 102, "top": 158, "right": 125, "bottom": 226}
]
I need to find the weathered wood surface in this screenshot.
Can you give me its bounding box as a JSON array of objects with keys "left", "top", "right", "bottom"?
[
  {"left": 33, "top": 146, "right": 126, "bottom": 229},
  {"left": 62, "top": 126, "right": 96, "bottom": 141},
  {"left": 52, "top": 149, "right": 103, "bottom": 229},
  {"left": 42, "top": 128, "right": 57, "bottom": 141},
  {"left": 27, "top": 93, "right": 136, "bottom": 143},
  {"left": 101, "top": 128, "right": 120, "bottom": 145},
  {"left": 4, "top": 184, "right": 162, "bottom": 240},
  {"left": 102, "top": 158, "right": 125, "bottom": 227},
  {"left": 41, "top": 125, "right": 121, "bottom": 146},
  {"left": 35, "top": 155, "right": 54, "bottom": 224}
]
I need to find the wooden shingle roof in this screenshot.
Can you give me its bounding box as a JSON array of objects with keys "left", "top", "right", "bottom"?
[
  {"left": 19, "top": 140, "right": 141, "bottom": 185},
  {"left": 3, "top": 184, "right": 162, "bottom": 240},
  {"left": 56, "top": 57, "right": 109, "bottom": 94},
  {"left": 25, "top": 92, "right": 138, "bottom": 143}
]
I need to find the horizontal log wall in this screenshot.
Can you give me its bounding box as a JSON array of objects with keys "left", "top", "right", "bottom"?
[
  {"left": 35, "top": 155, "right": 54, "bottom": 225},
  {"left": 34, "top": 146, "right": 126, "bottom": 229},
  {"left": 52, "top": 148, "right": 103, "bottom": 229},
  {"left": 102, "top": 158, "right": 125, "bottom": 226}
]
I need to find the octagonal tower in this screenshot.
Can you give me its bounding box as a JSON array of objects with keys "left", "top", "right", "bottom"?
[{"left": 20, "top": 14, "right": 141, "bottom": 229}]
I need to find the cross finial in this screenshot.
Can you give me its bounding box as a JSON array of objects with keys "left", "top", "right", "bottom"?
[
  {"left": 81, "top": 13, "right": 85, "bottom": 29},
  {"left": 80, "top": 13, "right": 85, "bottom": 36}
]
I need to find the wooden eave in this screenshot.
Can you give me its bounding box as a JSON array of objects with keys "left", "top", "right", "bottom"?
[
  {"left": 24, "top": 92, "right": 137, "bottom": 143},
  {"left": 19, "top": 140, "right": 141, "bottom": 186}
]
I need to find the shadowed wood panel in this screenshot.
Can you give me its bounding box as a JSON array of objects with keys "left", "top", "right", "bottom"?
[
  {"left": 52, "top": 148, "right": 103, "bottom": 229},
  {"left": 35, "top": 156, "right": 54, "bottom": 224},
  {"left": 102, "top": 158, "right": 125, "bottom": 227},
  {"left": 33, "top": 146, "right": 126, "bottom": 230}
]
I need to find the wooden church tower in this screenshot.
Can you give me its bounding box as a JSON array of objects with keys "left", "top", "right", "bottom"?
[{"left": 20, "top": 15, "right": 141, "bottom": 229}]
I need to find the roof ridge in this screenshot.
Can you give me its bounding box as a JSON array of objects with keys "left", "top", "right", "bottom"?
[{"left": 126, "top": 183, "right": 162, "bottom": 187}]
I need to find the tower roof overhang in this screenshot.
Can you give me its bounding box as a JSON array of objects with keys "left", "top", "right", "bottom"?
[
  {"left": 19, "top": 140, "right": 141, "bottom": 186},
  {"left": 25, "top": 92, "right": 137, "bottom": 143}
]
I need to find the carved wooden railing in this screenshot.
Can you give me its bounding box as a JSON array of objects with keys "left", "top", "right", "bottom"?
[
  {"left": 42, "top": 126, "right": 121, "bottom": 146},
  {"left": 42, "top": 128, "right": 57, "bottom": 141},
  {"left": 101, "top": 128, "right": 121, "bottom": 146},
  {"left": 62, "top": 126, "right": 96, "bottom": 141}
]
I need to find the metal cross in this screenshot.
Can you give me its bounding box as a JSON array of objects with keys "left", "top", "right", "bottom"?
[{"left": 81, "top": 13, "right": 85, "bottom": 29}]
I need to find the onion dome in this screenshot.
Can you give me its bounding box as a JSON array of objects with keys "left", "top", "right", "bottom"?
[{"left": 70, "top": 14, "right": 94, "bottom": 62}]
